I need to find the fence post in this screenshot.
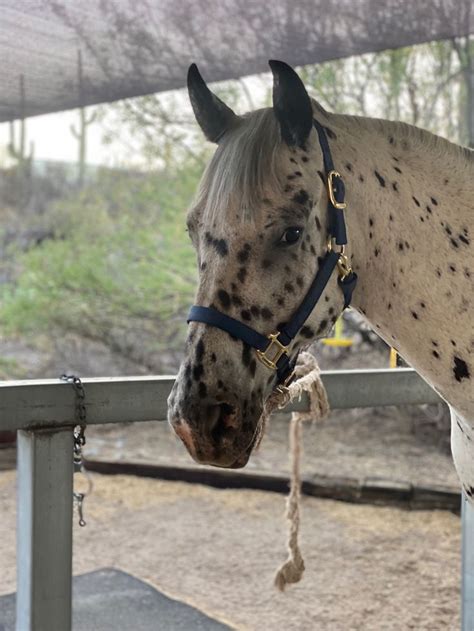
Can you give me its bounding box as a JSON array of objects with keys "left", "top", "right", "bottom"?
[
  {"left": 16, "top": 427, "right": 74, "bottom": 631},
  {"left": 462, "top": 493, "right": 474, "bottom": 631}
]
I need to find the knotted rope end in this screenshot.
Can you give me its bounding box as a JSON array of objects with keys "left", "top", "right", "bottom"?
[{"left": 274, "top": 554, "right": 305, "bottom": 591}]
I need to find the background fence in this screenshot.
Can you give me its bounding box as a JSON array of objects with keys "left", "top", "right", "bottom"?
[{"left": 3, "top": 368, "right": 471, "bottom": 631}]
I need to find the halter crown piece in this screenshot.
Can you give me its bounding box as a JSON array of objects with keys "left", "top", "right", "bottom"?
[{"left": 187, "top": 120, "right": 358, "bottom": 389}]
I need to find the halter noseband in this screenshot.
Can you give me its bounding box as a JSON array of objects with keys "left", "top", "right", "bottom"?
[{"left": 187, "top": 119, "right": 358, "bottom": 389}]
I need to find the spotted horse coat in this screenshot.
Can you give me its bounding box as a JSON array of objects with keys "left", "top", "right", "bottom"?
[{"left": 168, "top": 61, "right": 474, "bottom": 490}]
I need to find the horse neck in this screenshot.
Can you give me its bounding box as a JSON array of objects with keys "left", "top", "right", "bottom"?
[{"left": 322, "top": 112, "right": 474, "bottom": 409}]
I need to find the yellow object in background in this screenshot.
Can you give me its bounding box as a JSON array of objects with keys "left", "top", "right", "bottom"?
[
  {"left": 322, "top": 317, "right": 353, "bottom": 347},
  {"left": 389, "top": 347, "right": 398, "bottom": 368}
]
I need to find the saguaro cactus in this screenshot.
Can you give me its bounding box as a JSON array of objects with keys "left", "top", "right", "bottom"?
[
  {"left": 8, "top": 75, "right": 34, "bottom": 169},
  {"left": 70, "top": 50, "right": 96, "bottom": 187}
]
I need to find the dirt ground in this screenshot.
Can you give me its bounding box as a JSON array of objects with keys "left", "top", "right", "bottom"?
[
  {"left": 0, "top": 341, "right": 462, "bottom": 629},
  {"left": 84, "top": 405, "right": 459, "bottom": 490},
  {"left": 0, "top": 471, "right": 460, "bottom": 631}
]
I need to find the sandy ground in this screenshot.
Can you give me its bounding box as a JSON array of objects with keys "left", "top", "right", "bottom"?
[
  {"left": 0, "top": 341, "right": 461, "bottom": 629},
  {"left": 0, "top": 470, "right": 460, "bottom": 631},
  {"left": 84, "top": 406, "right": 458, "bottom": 490}
]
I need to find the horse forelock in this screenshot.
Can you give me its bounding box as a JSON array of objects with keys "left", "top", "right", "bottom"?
[{"left": 194, "top": 108, "right": 286, "bottom": 228}]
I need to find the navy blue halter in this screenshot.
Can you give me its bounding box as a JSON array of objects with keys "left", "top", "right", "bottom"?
[{"left": 187, "top": 119, "right": 358, "bottom": 388}]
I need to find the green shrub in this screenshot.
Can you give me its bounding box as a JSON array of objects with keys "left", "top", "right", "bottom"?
[{"left": 0, "top": 163, "right": 200, "bottom": 367}]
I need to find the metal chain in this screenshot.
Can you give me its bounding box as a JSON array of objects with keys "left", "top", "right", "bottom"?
[{"left": 60, "top": 374, "right": 92, "bottom": 527}]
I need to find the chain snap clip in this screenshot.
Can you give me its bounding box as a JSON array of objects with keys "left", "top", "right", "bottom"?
[{"left": 60, "top": 374, "right": 93, "bottom": 527}]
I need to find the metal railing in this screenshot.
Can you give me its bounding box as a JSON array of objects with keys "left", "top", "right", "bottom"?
[{"left": 0, "top": 369, "right": 469, "bottom": 630}]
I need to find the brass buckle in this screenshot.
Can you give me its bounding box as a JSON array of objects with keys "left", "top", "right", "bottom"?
[
  {"left": 256, "top": 333, "right": 289, "bottom": 371},
  {"left": 327, "top": 170, "right": 346, "bottom": 209},
  {"left": 327, "top": 238, "right": 352, "bottom": 280},
  {"left": 337, "top": 253, "right": 352, "bottom": 280}
]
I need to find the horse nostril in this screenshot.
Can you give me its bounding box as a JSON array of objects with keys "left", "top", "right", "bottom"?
[
  {"left": 222, "top": 402, "right": 240, "bottom": 427},
  {"left": 209, "top": 401, "right": 240, "bottom": 442}
]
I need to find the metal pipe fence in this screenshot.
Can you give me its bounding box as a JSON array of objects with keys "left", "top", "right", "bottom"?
[{"left": 0, "top": 369, "right": 469, "bottom": 630}]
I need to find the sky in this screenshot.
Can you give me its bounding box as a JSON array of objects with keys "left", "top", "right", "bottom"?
[
  {"left": 0, "top": 107, "right": 123, "bottom": 167},
  {"left": 0, "top": 75, "right": 267, "bottom": 170}
]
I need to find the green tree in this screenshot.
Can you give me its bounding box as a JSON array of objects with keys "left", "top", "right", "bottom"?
[{"left": 300, "top": 40, "right": 469, "bottom": 145}]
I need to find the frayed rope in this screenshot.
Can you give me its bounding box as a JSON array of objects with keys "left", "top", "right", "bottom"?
[{"left": 259, "top": 351, "right": 330, "bottom": 591}]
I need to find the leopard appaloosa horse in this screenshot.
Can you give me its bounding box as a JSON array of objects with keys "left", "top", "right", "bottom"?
[{"left": 168, "top": 60, "right": 473, "bottom": 500}]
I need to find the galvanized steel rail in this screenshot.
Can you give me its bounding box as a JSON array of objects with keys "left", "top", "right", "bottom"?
[
  {"left": 0, "top": 368, "right": 467, "bottom": 631},
  {"left": 0, "top": 368, "right": 440, "bottom": 430}
]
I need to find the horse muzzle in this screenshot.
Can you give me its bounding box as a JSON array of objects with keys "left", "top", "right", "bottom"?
[{"left": 168, "top": 394, "right": 259, "bottom": 468}]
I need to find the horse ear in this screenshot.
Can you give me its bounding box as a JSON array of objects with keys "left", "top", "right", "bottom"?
[
  {"left": 269, "top": 60, "right": 313, "bottom": 147},
  {"left": 187, "top": 63, "right": 238, "bottom": 143}
]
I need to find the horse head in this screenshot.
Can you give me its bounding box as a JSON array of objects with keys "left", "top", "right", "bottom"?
[{"left": 168, "top": 61, "right": 352, "bottom": 468}]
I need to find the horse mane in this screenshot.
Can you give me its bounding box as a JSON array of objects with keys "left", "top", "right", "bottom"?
[
  {"left": 332, "top": 111, "right": 474, "bottom": 167},
  {"left": 194, "top": 108, "right": 284, "bottom": 225},
  {"left": 393, "top": 119, "right": 474, "bottom": 164},
  {"left": 193, "top": 100, "right": 473, "bottom": 229}
]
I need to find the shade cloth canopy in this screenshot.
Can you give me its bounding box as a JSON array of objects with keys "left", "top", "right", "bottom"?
[{"left": 1, "top": 0, "right": 473, "bottom": 122}]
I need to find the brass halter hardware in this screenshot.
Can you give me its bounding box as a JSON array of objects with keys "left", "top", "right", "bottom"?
[
  {"left": 256, "top": 333, "right": 289, "bottom": 370},
  {"left": 258, "top": 169, "right": 351, "bottom": 374},
  {"left": 327, "top": 170, "right": 347, "bottom": 209},
  {"left": 336, "top": 254, "right": 352, "bottom": 280},
  {"left": 327, "top": 238, "right": 353, "bottom": 281},
  {"left": 187, "top": 121, "right": 358, "bottom": 390}
]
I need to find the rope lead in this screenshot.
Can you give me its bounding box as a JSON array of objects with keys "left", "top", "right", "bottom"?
[{"left": 260, "top": 351, "right": 330, "bottom": 590}]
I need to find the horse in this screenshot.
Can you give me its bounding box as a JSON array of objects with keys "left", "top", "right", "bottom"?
[{"left": 167, "top": 60, "right": 474, "bottom": 497}]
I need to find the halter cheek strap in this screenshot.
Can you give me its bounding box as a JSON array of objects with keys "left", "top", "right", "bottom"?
[{"left": 187, "top": 119, "right": 358, "bottom": 388}]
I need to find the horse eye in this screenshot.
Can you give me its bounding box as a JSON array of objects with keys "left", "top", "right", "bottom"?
[{"left": 280, "top": 227, "right": 303, "bottom": 245}]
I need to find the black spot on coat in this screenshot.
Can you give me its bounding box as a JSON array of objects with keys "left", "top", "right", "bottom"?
[
  {"left": 242, "top": 344, "right": 252, "bottom": 367},
  {"left": 193, "top": 364, "right": 204, "bottom": 380},
  {"left": 237, "top": 267, "right": 247, "bottom": 283},
  {"left": 249, "top": 359, "right": 257, "bottom": 378},
  {"left": 316, "top": 319, "right": 328, "bottom": 335},
  {"left": 217, "top": 289, "right": 231, "bottom": 309},
  {"left": 292, "top": 189, "right": 309, "bottom": 205},
  {"left": 195, "top": 340, "right": 205, "bottom": 362},
  {"left": 237, "top": 244, "right": 251, "bottom": 264},
  {"left": 454, "top": 357, "right": 470, "bottom": 382},
  {"left": 374, "top": 171, "right": 386, "bottom": 187},
  {"left": 205, "top": 232, "right": 228, "bottom": 257}
]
